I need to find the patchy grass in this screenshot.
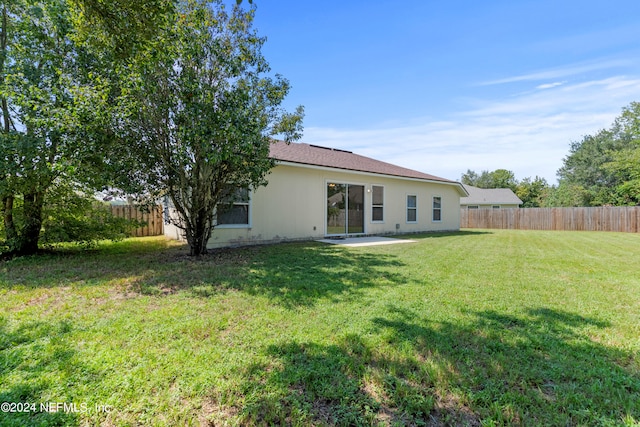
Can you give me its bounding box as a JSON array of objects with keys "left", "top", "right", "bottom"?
[{"left": 0, "top": 230, "right": 639, "bottom": 426}]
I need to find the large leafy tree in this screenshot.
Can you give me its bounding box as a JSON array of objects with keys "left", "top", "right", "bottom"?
[
  {"left": 515, "top": 176, "right": 549, "bottom": 208},
  {"left": 556, "top": 129, "right": 621, "bottom": 206},
  {"left": 68, "top": 0, "right": 174, "bottom": 59},
  {"left": 113, "top": 0, "right": 303, "bottom": 255},
  {"left": 540, "top": 182, "right": 589, "bottom": 207},
  {"left": 0, "top": 0, "right": 111, "bottom": 255},
  {"left": 557, "top": 102, "right": 640, "bottom": 206},
  {"left": 605, "top": 102, "right": 640, "bottom": 205}
]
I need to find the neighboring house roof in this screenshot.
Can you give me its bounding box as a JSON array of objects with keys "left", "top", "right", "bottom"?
[
  {"left": 270, "top": 141, "right": 465, "bottom": 191},
  {"left": 460, "top": 185, "right": 522, "bottom": 205}
]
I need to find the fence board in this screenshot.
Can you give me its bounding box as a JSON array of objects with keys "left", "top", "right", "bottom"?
[
  {"left": 460, "top": 207, "right": 640, "bottom": 233},
  {"left": 110, "top": 205, "right": 164, "bottom": 237}
]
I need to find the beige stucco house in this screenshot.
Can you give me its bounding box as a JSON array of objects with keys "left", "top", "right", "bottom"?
[
  {"left": 460, "top": 185, "right": 522, "bottom": 209},
  {"left": 164, "top": 141, "right": 468, "bottom": 248}
]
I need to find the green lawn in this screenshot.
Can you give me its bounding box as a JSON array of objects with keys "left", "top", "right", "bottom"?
[{"left": 1, "top": 230, "right": 639, "bottom": 426}]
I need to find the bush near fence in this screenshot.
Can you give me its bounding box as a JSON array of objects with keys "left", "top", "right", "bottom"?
[
  {"left": 110, "top": 205, "right": 164, "bottom": 237},
  {"left": 461, "top": 207, "right": 640, "bottom": 233}
]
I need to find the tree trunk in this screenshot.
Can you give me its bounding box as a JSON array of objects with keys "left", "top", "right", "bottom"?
[
  {"left": 2, "top": 195, "right": 18, "bottom": 249},
  {"left": 14, "top": 191, "right": 45, "bottom": 255},
  {"left": 188, "top": 209, "right": 212, "bottom": 256},
  {"left": 1, "top": 193, "right": 44, "bottom": 256}
]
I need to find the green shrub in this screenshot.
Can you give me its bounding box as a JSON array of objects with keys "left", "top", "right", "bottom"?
[
  {"left": 40, "top": 187, "right": 143, "bottom": 248},
  {"left": 1, "top": 182, "right": 143, "bottom": 251}
]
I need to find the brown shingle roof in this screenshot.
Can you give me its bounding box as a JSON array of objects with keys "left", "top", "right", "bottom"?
[{"left": 269, "top": 141, "right": 455, "bottom": 184}]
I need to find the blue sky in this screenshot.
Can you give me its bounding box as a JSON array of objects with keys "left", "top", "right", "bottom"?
[{"left": 250, "top": 0, "right": 640, "bottom": 183}]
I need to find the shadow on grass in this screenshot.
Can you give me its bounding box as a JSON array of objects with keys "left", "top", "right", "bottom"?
[
  {"left": 2, "top": 240, "right": 412, "bottom": 308},
  {"left": 0, "top": 237, "right": 181, "bottom": 290},
  {"left": 133, "top": 241, "right": 412, "bottom": 309},
  {"left": 216, "top": 242, "right": 410, "bottom": 308},
  {"left": 223, "top": 306, "right": 639, "bottom": 426},
  {"left": 0, "top": 318, "right": 90, "bottom": 427},
  {"left": 372, "top": 306, "right": 640, "bottom": 424}
]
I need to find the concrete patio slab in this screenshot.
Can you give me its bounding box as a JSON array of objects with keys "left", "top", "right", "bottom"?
[{"left": 316, "top": 236, "right": 416, "bottom": 247}]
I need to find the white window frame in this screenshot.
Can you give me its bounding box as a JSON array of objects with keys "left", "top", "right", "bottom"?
[
  {"left": 432, "top": 196, "right": 442, "bottom": 222},
  {"left": 215, "top": 187, "right": 252, "bottom": 229},
  {"left": 371, "top": 184, "right": 385, "bottom": 223},
  {"left": 406, "top": 194, "right": 417, "bottom": 223}
]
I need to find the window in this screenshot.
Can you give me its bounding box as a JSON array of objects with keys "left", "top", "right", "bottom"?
[
  {"left": 407, "top": 195, "right": 417, "bottom": 222},
  {"left": 372, "top": 185, "right": 384, "bottom": 222},
  {"left": 467, "top": 205, "right": 479, "bottom": 209},
  {"left": 492, "top": 205, "right": 501, "bottom": 209},
  {"left": 432, "top": 196, "right": 442, "bottom": 221},
  {"left": 217, "top": 187, "right": 250, "bottom": 226}
]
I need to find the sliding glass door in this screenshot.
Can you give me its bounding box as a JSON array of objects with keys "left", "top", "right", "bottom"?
[
  {"left": 347, "top": 184, "right": 364, "bottom": 233},
  {"left": 326, "top": 183, "right": 364, "bottom": 235}
]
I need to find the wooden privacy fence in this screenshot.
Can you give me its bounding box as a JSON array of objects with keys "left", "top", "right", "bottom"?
[
  {"left": 461, "top": 207, "right": 640, "bottom": 233},
  {"left": 110, "top": 205, "right": 164, "bottom": 237}
]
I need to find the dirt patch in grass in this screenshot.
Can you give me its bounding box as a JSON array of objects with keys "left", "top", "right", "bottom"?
[
  {"left": 362, "top": 378, "right": 402, "bottom": 425},
  {"left": 10, "top": 286, "right": 74, "bottom": 314},
  {"left": 198, "top": 397, "right": 239, "bottom": 426},
  {"left": 170, "top": 245, "right": 258, "bottom": 265},
  {"left": 431, "top": 393, "right": 480, "bottom": 426},
  {"left": 22, "top": 292, "right": 53, "bottom": 308}
]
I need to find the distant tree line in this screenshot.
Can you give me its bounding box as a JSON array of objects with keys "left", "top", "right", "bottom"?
[{"left": 462, "top": 102, "right": 640, "bottom": 208}]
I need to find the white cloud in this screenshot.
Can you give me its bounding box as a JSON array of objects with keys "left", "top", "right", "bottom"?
[
  {"left": 536, "top": 82, "right": 565, "bottom": 90},
  {"left": 302, "top": 75, "right": 640, "bottom": 183},
  {"left": 478, "top": 59, "right": 631, "bottom": 86}
]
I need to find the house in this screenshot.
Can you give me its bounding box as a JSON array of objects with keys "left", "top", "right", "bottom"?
[
  {"left": 460, "top": 185, "right": 522, "bottom": 209},
  {"left": 164, "top": 141, "right": 468, "bottom": 248}
]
